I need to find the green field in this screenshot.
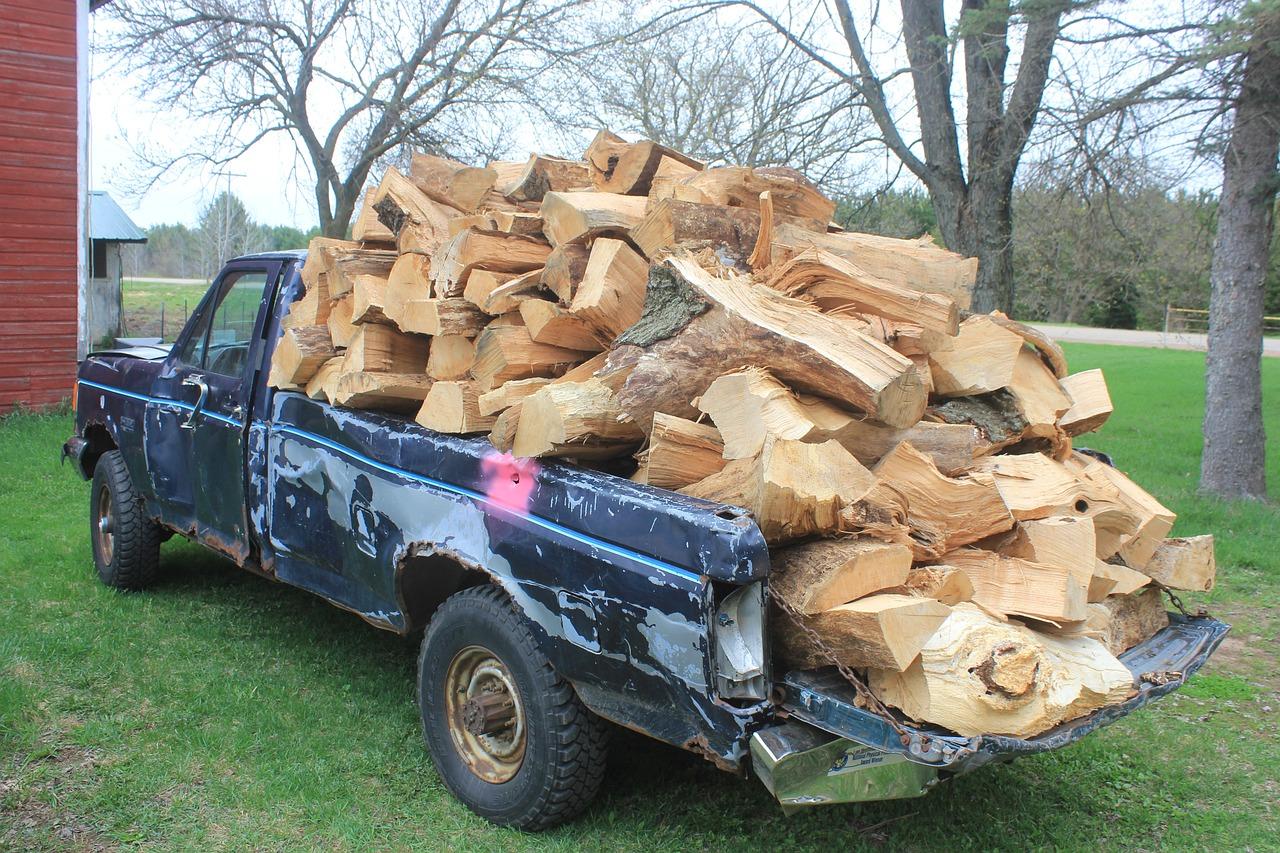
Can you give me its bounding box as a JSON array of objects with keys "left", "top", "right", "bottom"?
[
  {"left": 119, "top": 278, "right": 264, "bottom": 344},
  {"left": 1, "top": 343, "right": 1277, "bottom": 850}
]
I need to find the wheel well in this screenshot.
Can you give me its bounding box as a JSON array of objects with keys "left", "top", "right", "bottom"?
[
  {"left": 80, "top": 423, "right": 118, "bottom": 478},
  {"left": 396, "top": 547, "right": 491, "bottom": 634}
]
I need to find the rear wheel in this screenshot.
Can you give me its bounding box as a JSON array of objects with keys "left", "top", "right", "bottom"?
[
  {"left": 90, "top": 450, "right": 162, "bottom": 590},
  {"left": 418, "top": 585, "right": 610, "bottom": 830}
]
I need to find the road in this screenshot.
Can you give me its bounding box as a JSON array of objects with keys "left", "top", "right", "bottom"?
[{"left": 1031, "top": 324, "right": 1280, "bottom": 358}]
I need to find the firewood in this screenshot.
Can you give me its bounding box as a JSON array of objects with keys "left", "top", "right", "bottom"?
[
  {"left": 327, "top": 294, "right": 357, "bottom": 348},
  {"left": 1066, "top": 453, "right": 1175, "bottom": 568},
  {"left": 477, "top": 377, "right": 553, "bottom": 416},
  {"left": 770, "top": 538, "right": 912, "bottom": 614},
  {"left": 462, "top": 269, "right": 517, "bottom": 310},
  {"left": 774, "top": 594, "right": 950, "bottom": 671},
  {"left": 994, "top": 516, "right": 1097, "bottom": 595},
  {"left": 885, "top": 565, "right": 974, "bottom": 605},
  {"left": 341, "top": 324, "right": 429, "bottom": 374},
  {"left": 333, "top": 372, "right": 432, "bottom": 414},
  {"left": 637, "top": 413, "right": 726, "bottom": 490},
  {"left": 1005, "top": 346, "right": 1072, "bottom": 450},
  {"left": 828, "top": 418, "right": 979, "bottom": 475},
  {"left": 1058, "top": 369, "right": 1114, "bottom": 436},
  {"left": 540, "top": 191, "right": 649, "bottom": 246},
  {"left": 569, "top": 238, "right": 648, "bottom": 345},
  {"left": 409, "top": 152, "right": 497, "bottom": 212},
  {"left": 872, "top": 442, "right": 1014, "bottom": 558},
  {"left": 350, "top": 274, "right": 390, "bottom": 325},
  {"left": 503, "top": 154, "right": 590, "bottom": 202},
  {"left": 771, "top": 223, "right": 977, "bottom": 310},
  {"left": 680, "top": 437, "right": 877, "bottom": 544},
  {"left": 384, "top": 253, "right": 431, "bottom": 323},
  {"left": 284, "top": 276, "right": 330, "bottom": 326},
  {"left": 603, "top": 255, "right": 926, "bottom": 431},
  {"left": 519, "top": 299, "right": 604, "bottom": 352},
  {"left": 470, "top": 324, "right": 589, "bottom": 391},
  {"left": 988, "top": 313, "right": 1069, "bottom": 379},
  {"left": 681, "top": 165, "right": 836, "bottom": 223},
  {"left": 488, "top": 403, "right": 522, "bottom": 452},
  {"left": 512, "top": 376, "right": 645, "bottom": 458},
  {"left": 477, "top": 269, "right": 546, "bottom": 315},
  {"left": 696, "top": 368, "right": 845, "bottom": 458},
  {"left": 929, "top": 314, "right": 1025, "bottom": 396},
  {"left": 327, "top": 247, "right": 397, "bottom": 298},
  {"left": 631, "top": 198, "right": 803, "bottom": 261},
  {"left": 268, "top": 325, "right": 336, "bottom": 387},
  {"left": 371, "top": 168, "right": 459, "bottom": 256},
  {"left": 398, "top": 298, "right": 487, "bottom": 338},
  {"left": 585, "top": 130, "right": 703, "bottom": 195},
  {"left": 945, "top": 548, "right": 1089, "bottom": 624},
  {"left": 765, "top": 248, "right": 959, "bottom": 335},
  {"left": 1092, "top": 559, "right": 1151, "bottom": 597},
  {"left": 868, "top": 603, "right": 1134, "bottom": 738},
  {"left": 541, "top": 243, "right": 591, "bottom": 302},
  {"left": 304, "top": 356, "right": 344, "bottom": 402},
  {"left": 425, "top": 334, "right": 476, "bottom": 381},
  {"left": 352, "top": 192, "right": 395, "bottom": 243},
  {"left": 415, "top": 380, "right": 496, "bottom": 434},
  {"left": 1098, "top": 588, "right": 1169, "bottom": 654},
  {"left": 1141, "top": 535, "right": 1216, "bottom": 591},
  {"left": 647, "top": 154, "right": 703, "bottom": 203},
  {"left": 748, "top": 191, "right": 774, "bottom": 271},
  {"left": 449, "top": 213, "right": 497, "bottom": 235},
  {"left": 430, "top": 228, "right": 552, "bottom": 298},
  {"left": 490, "top": 211, "right": 545, "bottom": 239},
  {"left": 302, "top": 237, "right": 358, "bottom": 289}
]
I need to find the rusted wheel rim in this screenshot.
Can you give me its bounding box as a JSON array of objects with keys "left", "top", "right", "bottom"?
[
  {"left": 95, "top": 484, "right": 115, "bottom": 565},
  {"left": 444, "top": 645, "right": 526, "bottom": 783}
]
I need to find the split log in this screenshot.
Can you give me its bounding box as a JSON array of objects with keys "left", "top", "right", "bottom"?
[
  {"left": 333, "top": 372, "right": 433, "bottom": 414},
  {"left": 585, "top": 130, "right": 703, "bottom": 195},
  {"left": 944, "top": 548, "right": 1089, "bottom": 624},
  {"left": 994, "top": 516, "right": 1097, "bottom": 595},
  {"left": 429, "top": 228, "right": 551, "bottom": 297},
  {"left": 1066, "top": 454, "right": 1175, "bottom": 568},
  {"left": 771, "top": 223, "right": 977, "bottom": 310},
  {"left": 747, "top": 191, "right": 774, "bottom": 271},
  {"left": 268, "top": 325, "right": 336, "bottom": 387},
  {"left": 988, "top": 313, "right": 1069, "bottom": 379},
  {"left": 470, "top": 324, "right": 589, "bottom": 391},
  {"left": 872, "top": 442, "right": 1014, "bottom": 557},
  {"left": 462, "top": 269, "right": 518, "bottom": 310},
  {"left": 425, "top": 334, "right": 476, "bottom": 381},
  {"left": 415, "top": 380, "right": 496, "bottom": 434},
  {"left": 604, "top": 255, "right": 926, "bottom": 430},
  {"left": 477, "top": 377, "right": 553, "bottom": 416},
  {"left": 1099, "top": 588, "right": 1169, "bottom": 654},
  {"left": 884, "top": 565, "right": 974, "bottom": 606},
  {"left": 352, "top": 192, "right": 395, "bottom": 243},
  {"left": 570, "top": 238, "right": 649, "bottom": 345},
  {"left": 766, "top": 248, "right": 959, "bottom": 335},
  {"left": 512, "top": 377, "right": 645, "bottom": 458},
  {"left": 541, "top": 243, "right": 591, "bottom": 302},
  {"left": 341, "top": 324, "right": 429, "bottom": 374},
  {"left": 503, "top": 155, "right": 590, "bottom": 202},
  {"left": 302, "top": 237, "right": 358, "bottom": 289},
  {"left": 491, "top": 210, "right": 545, "bottom": 238},
  {"left": 630, "top": 198, "right": 780, "bottom": 261},
  {"left": 637, "top": 413, "right": 726, "bottom": 490},
  {"left": 383, "top": 252, "right": 431, "bottom": 326},
  {"left": 283, "top": 275, "right": 330, "bottom": 327},
  {"left": 449, "top": 213, "right": 497, "bottom": 235},
  {"left": 371, "top": 167, "right": 459, "bottom": 256},
  {"left": 540, "top": 191, "right": 649, "bottom": 246},
  {"left": 519, "top": 300, "right": 605, "bottom": 352},
  {"left": 327, "top": 294, "right": 357, "bottom": 348},
  {"left": 408, "top": 152, "right": 497, "bottom": 212},
  {"left": 681, "top": 165, "right": 835, "bottom": 223},
  {"left": 825, "top": 418, "right": 978, "bottom": 475},
  {"left": 868, "top": 603, "right": 1134, "bottom": 738},
  {"left": 476, "top": 269, "right": 547, "bottom": 315},
  {"left": 304, "top": 355, "right": 344, "bottom": 402},
  {"left": 774, "top": 594, "right": 950, "bottom": 672},
  {"left": 1058, "top": 369, "right": 1114, "bottom": 436},
  {"left": 1141, "top": 535, "right": 1216, "bottom": 592},
  {"left": 770, "top": 538, "right": 912, "bottom": 614},
  {"left": 1004, "top": 346, "right": 1072, "bottom": 453},
  {"left": 398, "top": 298, "right": 487, "bottom": 338},
  {"left": 680, "top": 437, "right": 877, "bottom": 544},
  {"left": 1092, "top": 559, "right": 1151, "bottom": 597},
  {"left": 930, "top": 390, "right": 1029, "bottom": 454},
  {"left": 929, "top": 314, "right": 1025, "bottom": 396},
  {"left": 327, "top": 247, "right": 397, "bottom": 298},
  {"left": 350, "top": 274, "right": 390, "bottom": 325}
]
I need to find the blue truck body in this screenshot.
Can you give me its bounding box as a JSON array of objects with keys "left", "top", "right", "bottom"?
[{"left": 65, "top": 250, "right": 1229, "bottom": 807}]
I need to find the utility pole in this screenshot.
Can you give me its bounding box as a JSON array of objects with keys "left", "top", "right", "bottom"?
[{"left": 211, "top": 170, "right": 246, "bottom": 274}]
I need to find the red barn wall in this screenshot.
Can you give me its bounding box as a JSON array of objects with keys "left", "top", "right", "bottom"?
[{"left": 0, "top": 0, "right": 80, "bottom": 413}]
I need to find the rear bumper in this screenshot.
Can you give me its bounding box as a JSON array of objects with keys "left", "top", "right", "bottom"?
[{"left": 752, "top": 613, "right": 1229, "bottom": 808}]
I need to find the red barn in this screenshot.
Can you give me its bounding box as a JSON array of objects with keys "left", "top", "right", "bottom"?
[{"left": 0, "top": 0, "right": 89, "bottom": 413}]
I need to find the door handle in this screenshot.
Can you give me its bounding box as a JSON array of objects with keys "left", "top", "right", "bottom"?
[{"left": 180, "top": 375, "right": 209, "bottom": 430}]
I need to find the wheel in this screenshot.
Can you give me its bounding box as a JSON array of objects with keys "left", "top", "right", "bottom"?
[
  {"left": 90, "top": 450, "right": 162, "bottom": 590},
  {"left": 418, "top": 585, "right": 610, "bottom": 830}
]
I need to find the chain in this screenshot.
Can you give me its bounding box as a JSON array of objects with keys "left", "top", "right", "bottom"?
[
  {"left": 1157, "top": 582, "right": 1208, "bottom": 619},
  {"left": 766, "top": 585, "right": 914, "bottom": 743}
]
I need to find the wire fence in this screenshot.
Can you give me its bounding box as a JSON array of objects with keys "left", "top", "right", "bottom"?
[{"left": 1163, "top": 305, "right": 1280, "bottom": 349}]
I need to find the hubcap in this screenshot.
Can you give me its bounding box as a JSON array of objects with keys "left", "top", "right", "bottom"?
[
  {"left": 444, "top": 645, "right": 526, "bottom": 783},
  {"left": 95, "top": 485, "right": 115, "bottom": 565}
]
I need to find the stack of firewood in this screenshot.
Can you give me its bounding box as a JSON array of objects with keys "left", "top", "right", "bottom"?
[{"left": 268, "top": 131, "right": 1217, "bottom": 739}]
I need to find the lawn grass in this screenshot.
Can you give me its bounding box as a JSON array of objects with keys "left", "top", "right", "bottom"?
[{"left": 2, "top": 343, "right": 1277, "bottom": 850}]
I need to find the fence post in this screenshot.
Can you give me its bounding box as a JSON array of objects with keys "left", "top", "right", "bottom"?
[{"left": 160, "top": 302, "right": 165, "bottom": 341}]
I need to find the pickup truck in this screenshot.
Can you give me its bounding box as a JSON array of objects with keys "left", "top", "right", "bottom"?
[{"left": 64, "top": 251, "right": 1229, "bottom": 830}]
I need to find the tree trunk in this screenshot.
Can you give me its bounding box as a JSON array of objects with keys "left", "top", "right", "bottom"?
[
  {"left": 1200, "top": 15, "right": 1279, "bottom": 501},
  {"left": 950, "top": 184, "right": 1014, "bottom": 314}
]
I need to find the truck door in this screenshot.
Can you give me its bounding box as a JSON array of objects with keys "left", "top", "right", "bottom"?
[{"left": 145, "top": 260, "right": 281, "bottom": 561}]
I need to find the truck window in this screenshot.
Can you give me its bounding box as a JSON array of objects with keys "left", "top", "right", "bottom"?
[{"left": 175, "top": 270, "right": 269, "bottom": 376}]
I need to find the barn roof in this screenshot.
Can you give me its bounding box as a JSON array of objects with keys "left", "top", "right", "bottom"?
[{"left": 89, "top": 191, "right": 147, "bottom": 243}]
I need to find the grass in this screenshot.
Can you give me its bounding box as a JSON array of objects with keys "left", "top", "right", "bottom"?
[
  {"left": 1, "top": 343, "right": 1278, "bottom": 850},
  {"left": 119, "top": 278, "right": 261, "bottom": 345}
]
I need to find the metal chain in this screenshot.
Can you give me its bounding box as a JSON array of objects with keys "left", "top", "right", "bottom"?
[
  {"left": 1157, "top": 582, "right": 1208, "bottom": 619},
  {"left": 766, "top": 585, "right": 914, "bottom": 742}
]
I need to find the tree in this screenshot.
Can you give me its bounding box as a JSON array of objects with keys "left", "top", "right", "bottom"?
[
  {"left": 198, "top": 191, "right": 264, "bottom": 274},
  {"left": 104, "top": 0, "right": 589, "bottom": 237},
  {"left": 1201, "top": 6, "right": 1279, "bottom": 500}
]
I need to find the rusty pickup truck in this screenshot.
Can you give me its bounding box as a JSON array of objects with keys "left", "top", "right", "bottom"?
[{"left": 64, "top": 251, "right": 1229, "bottom": 829}]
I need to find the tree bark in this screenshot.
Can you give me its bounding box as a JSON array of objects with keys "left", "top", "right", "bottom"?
[{"left": 1200, "top": 14, "right": 1279, "bottom": 501}]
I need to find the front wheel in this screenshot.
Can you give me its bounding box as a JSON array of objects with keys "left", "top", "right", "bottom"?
[
  {"left": 417, "top": 585, "right": 610, "bottom": 830},
  {"left": 90, "top": 450, "right": 162, "bottom": 590}
]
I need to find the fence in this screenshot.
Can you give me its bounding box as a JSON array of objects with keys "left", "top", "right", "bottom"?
[{"left": 1163, "top": 305, "right": 1280, "bottom": 349}]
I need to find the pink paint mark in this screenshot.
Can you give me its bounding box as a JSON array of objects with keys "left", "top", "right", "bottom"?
[{"left": 481, "top": 451, "right": 539, "bottom": 513}]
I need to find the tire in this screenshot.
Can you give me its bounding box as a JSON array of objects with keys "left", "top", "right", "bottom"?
[
  {"left": 418, "top": 585, "right": 610, "bottom": 830},
  {"left": 90, "top": 450, "right": 162, "bottom": 590}
]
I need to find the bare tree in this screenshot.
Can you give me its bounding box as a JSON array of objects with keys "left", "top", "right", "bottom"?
[{"left": 103, "top": 0, "right": 589, "bottom": 237}]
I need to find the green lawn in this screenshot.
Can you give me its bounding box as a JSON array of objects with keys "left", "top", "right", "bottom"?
[{"left": 1, "top": 343, "right": 1277, "bottom": 851}]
